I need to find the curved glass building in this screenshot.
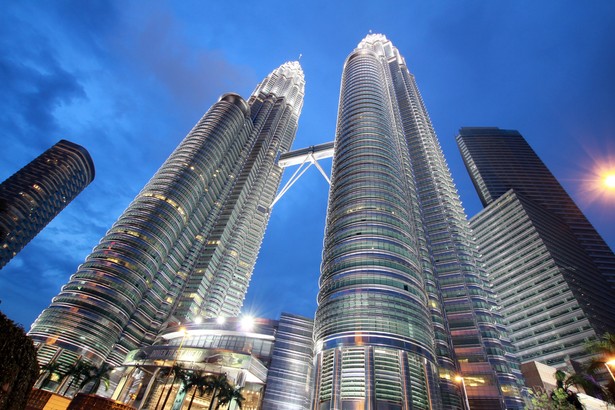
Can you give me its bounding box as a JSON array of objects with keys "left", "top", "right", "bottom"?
[
  {"left": 29, "top": 62, "right": 305, "bottom": 374},
  {"left": 107, "top": 314, "right": 313, "bottom": 410},
  {"left": 0, "top": 139, "right": 94, "bottom": 269},
  {"left": 313, "top": 34, "right": 524, "bottom": 410}
]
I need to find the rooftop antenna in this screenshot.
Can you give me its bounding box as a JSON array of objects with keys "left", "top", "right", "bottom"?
[{"left": 298, "top": 53, "right": 302, "bottom": 61}]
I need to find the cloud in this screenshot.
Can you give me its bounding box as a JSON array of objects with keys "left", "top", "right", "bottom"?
[
  {"left": 0, "top": 8, "right": 87, "bottom": 170},
  {"left": 0, "top": 1, "right": 259, "bottom": 327},
  {"left": 0, "top": 233, "right": 83, "bottom": 328},
  {"left": 110, "top": 4, "right": 256, "bottom": 115},
  {"left": 0, "top": 53, "right": 86, "bottom": 135}
]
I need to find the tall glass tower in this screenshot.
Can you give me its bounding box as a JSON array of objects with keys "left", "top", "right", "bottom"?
[
  {"left": 459, "top": 127, "right": 615, "bottom": 367},
  {"left": 457, "top": 127, "right": 615, "bottom": 290},
  {"left": 313, "top": 35, "right": 523, "bottom": 410},
  {"left": 29, "top": 62, "right": 304, "bottom": 369},
  {"left": 0, "top": 139, "right": 94, "bottom": 269}
]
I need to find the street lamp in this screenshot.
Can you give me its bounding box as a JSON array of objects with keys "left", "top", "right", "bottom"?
[
  {"left": 605, "top": 358, "right": 615, "bottom": 383},
  {"left": 455, "top": 375, "right": 471, "bottom": 410}
]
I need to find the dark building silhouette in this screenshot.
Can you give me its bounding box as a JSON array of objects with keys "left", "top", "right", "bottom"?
[
  {"left": 0, "top": 140, "right": 94, "bottom": 269},
  {"left": 457, "top": 127, "right": 615, "bottom": 290},
  {"left": 458, "top": 127, "right": 615, "bottom": 367}
]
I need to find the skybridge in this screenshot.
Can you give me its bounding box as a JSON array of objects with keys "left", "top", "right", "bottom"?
[{"left": 271, "top": 141, "right": 334, "bottom": 209}]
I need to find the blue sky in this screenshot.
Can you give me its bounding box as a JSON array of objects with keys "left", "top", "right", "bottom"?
[{"left": 1, "top": 1, "right": 614, "bottom": 328}]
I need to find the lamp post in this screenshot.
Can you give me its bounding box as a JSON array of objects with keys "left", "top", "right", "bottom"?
[
  {"left": 605, "top": 359, "right": 615, "bottom": 383},
  {"left": 455, "top": 375, "right": 471, "bottom": 410},
  {"left": 156, "top": 327, "right": 188, "bottom": 410}
]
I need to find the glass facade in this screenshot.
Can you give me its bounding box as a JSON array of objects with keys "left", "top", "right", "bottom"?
[
  {"left": 28, "top": 62, "right": 305, "bottom": 375},
  {"left": 181, "top": 62, "right": 305, "bottom": 321},
  {"left": 109, "top": 314, "right": 313, "bottom": 410},
  {"left": 457, "top": 127, "right": 615, "bottom": 291},
  {"left": 470, "top": 190, "right": 615, "bottom": 368},
  {"left": 0, "top": 139, "right": 94, "bottom": 269},
  {"left": 262, "top": 314, "right": 314, "bottom": 410},
  {"left": 313, "top": 34, "right": 523, "bottom": 410}
]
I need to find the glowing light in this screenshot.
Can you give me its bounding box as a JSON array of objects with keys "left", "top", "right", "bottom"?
[
  {"left": 240, "top": 315, "right": 255, "bottom": 331},
  {"left": 573, "top": 143, "right": 615, "bottom": 208},
  {"left": 606, "top": 358, "right": 615, "bottom": 382},
  {"left": 216, "top": 316, "right": 226, "bottom": 325},
  {"left": 194, "top": 316, "right": 203, "bottom": 324}
]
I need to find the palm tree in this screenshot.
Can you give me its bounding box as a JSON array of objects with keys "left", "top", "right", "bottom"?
[
  {"left": 587, "top": 332, "right": 615, "bottom": 356},
  {"left": 585, "top": 332, "right": 615, "bottom": 404},
  {"left": 215, "top": 386, "right": 245, "bottom": 410},
  {"left": 79, "top": 362, "right": 113, "bottom": 394},
  {"left": 586, "top": 332, "right": 615, "bottom": 373},
  {"left": 38, "top": 362, "right": 65, "bottom": 389},
  {"left": 180, "top": 371, "right": 210, "bottom": 410},
  {"left": 61, "top": 360, "right": 92, "bottom": 396},
  {"left": 552, "top": 370, "right": 585, "bottom": 409},
  {"left": 204, "top": 374, "right": 231, "bottom": 410},
  {"left": 158, "top": 364, "right": 186, "bottom": 410},
  {"left": 525, "top": 333, "right": 615, "bottom": 409}
]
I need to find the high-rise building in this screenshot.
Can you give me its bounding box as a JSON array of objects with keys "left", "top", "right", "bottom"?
[
  {"left": 469, "top": 189, "right": 615, "bottom": 367},
  {"left": 0, "top": 139, "right": 95, "bottom": 269},
  {"left": 29, "top": 62, "right": 304, "bottom": 371},
  {"left": 312, "top": 35, "right": 523, "bottom": 410},
  {"left": 458, "top": 127, "right": 615, "bottom": 367},
  {"left": 262, "top": 313, "right": 314, "bottom": 409},
  {"left": 457, "top": 127, "right": 615, "bottom": 290}
]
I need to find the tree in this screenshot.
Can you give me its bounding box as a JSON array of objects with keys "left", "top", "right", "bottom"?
[
  {"left": 158, "top": 364, "right": 186, "bottom": 410},
  {"left": 180, "top": 371, "right": 210, "bottom": 410},
  {"left": 526, "top": 387, "right": 577, "bottom": 410},
  {"left": 215, "top": 386, "right": 245, "bottom": 410},
  {"left": 79, "top": 362, "right": 113, "bottom": 394},
  {"left": 39, "top": 362, "right": 65, "bottom": 389},
  {"left": 586, "top": 332, "right": 615, "bottom": 362},
  {"left": 204, "top": 374, "right": 231, "bottom": 410},
  {"left": 525, "top": 332, "right": 615, "bottom": 409},
  {"left": 0, "top": 311, "right": 39, "bottom": 410},
  {"left": 585, "top": 332, "right": 615, "bottom": 404},
  {"left": 524, "top": 370, "right": 605, "bottom": 410},
  {"left": 62, "top": 360, "right": 92, "bottom": 396},
  {"left": 552, "top": 370, "right": 584, "bottom": 409}
]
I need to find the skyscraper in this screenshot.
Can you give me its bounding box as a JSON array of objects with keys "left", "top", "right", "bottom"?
[
  {"left": 458, "top": 127, "right": 615, "bottom": 367},
  {"left": 313, "top": 35, "right": 523, "bottom": 410},
  {"left": 29, "top": 62, "right": 304, "bottom": 370},
  {"left": 0, "top": 139, "right": 94, "bottom": 269},
  {"left": 469, "top": 189, "right": 615, "bottom": 367},
  {"left": 457, "top": 127, "right": 615, "bottom": 290},
  {"left": 260, "top": 313, "right": 314, "bottom": 409}
]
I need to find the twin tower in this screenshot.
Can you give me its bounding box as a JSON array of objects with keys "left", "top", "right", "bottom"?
[{"left": 30, "top": 34, "right": 525, "bottom": 409}]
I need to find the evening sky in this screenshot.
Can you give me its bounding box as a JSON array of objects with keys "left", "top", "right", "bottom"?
[{"left": 1, "top": 1, "right": 614, "bottom": 327}]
